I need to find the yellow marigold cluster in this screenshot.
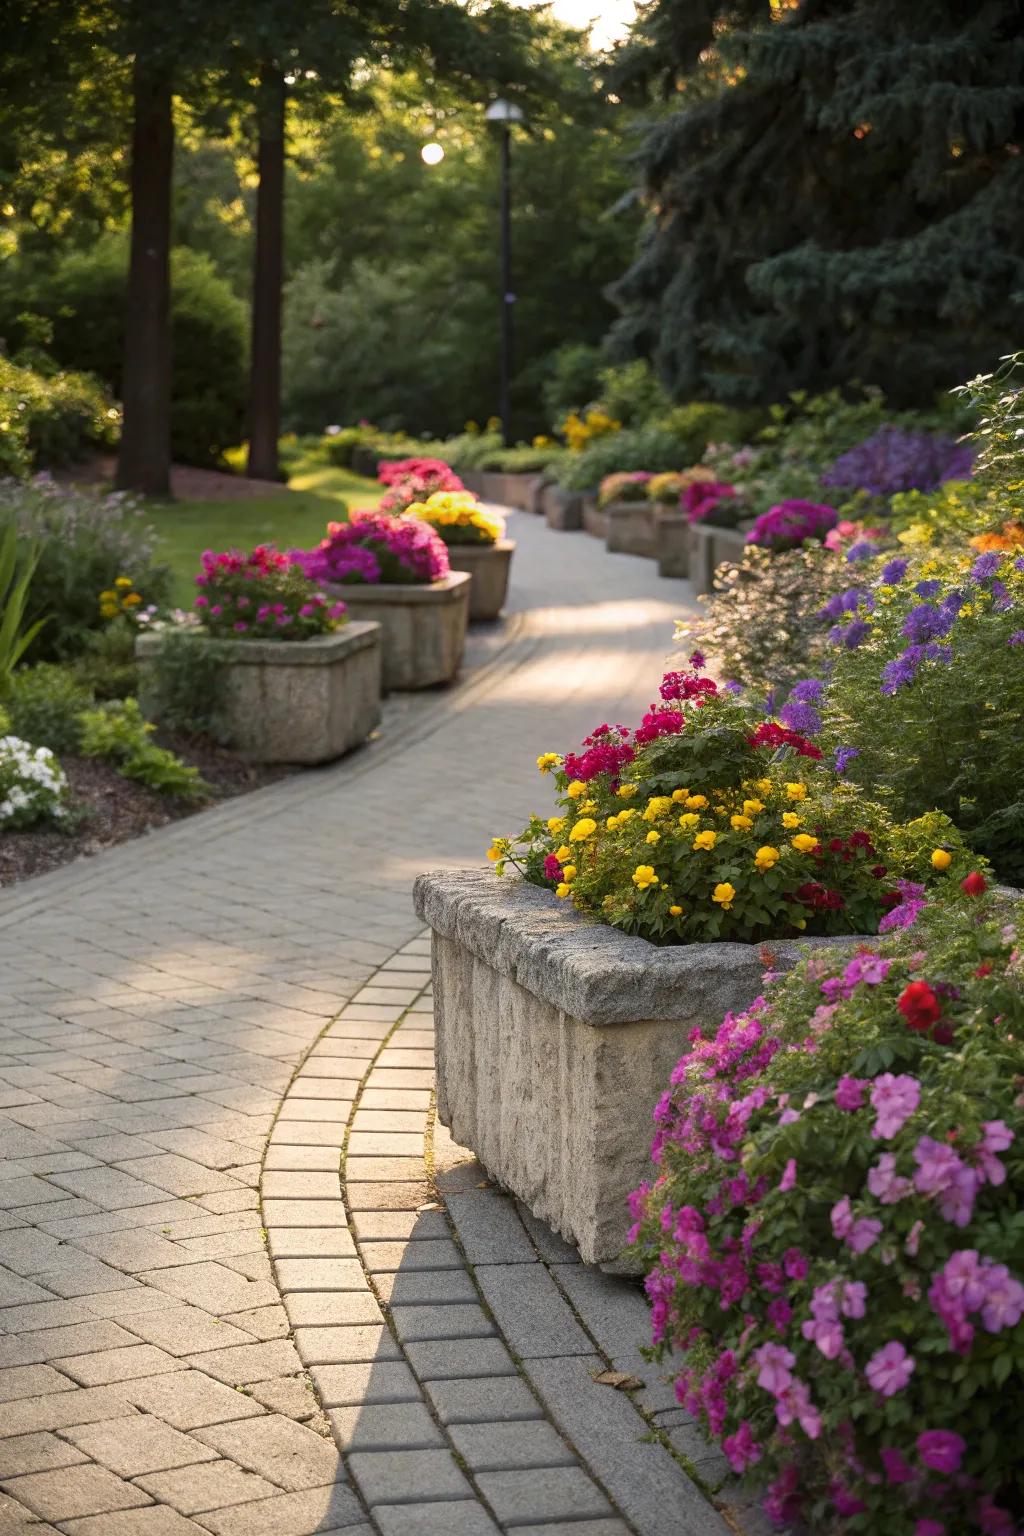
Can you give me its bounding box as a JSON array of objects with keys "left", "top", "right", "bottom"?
[
  {"left": 405, "top": 491, "right": 504, "bottom": 544},
  {"left": 98, "top": 575, "right": 142, "bottom": 621},
  {"left": 559, "top": 408, "right": 621, "bottom": 453}
]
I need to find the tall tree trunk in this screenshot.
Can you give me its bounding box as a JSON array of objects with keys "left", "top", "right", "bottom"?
[
  {"left": 116, "top": 52, "right": 173, "bottom": 497},
  {"left": 246, "top": 68, "right": 286, "bottom": 482}
]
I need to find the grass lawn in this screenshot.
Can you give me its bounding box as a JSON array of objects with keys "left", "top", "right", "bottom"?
[{"left": 147, "top": 457, "right": 381, "bottom": 604}]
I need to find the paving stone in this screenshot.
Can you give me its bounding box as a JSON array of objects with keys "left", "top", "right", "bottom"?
[
  {"left": 328, "top": 1402, "right": 444, "bottom": 1452},
  {"left": 6, "top": 1319, "right": 136, "bottom": 1361},
  {"left": 312, "top": 1360, "right": 419, "bottom": 1406},
  {"left": 423, "top": 1375, "right": 543, "bottom": 1427},
  {"left": 271, "top": 1259, "right": 365, "bottom": 1292},
  {"left": 262, "top": 1146, "right": 339, "bottom": 1171},
  {"left": 0, "top": 1386, "right": 138, "bottom": 1437},
  {"left": 374, "top": 1503, "right": 500, "bottom": 1536},
  {"left": 192, "top": 1482, "right": 367, "bottom": 1535},
  {"left": 404, "top": 1339, "right": 516, "bottom": 1382},
  {"left": 261, "top": 1200, "right": 347, "bottom": 1229},
  {"left": 0, "top": 1462, "right": 152, "bottom": 1520},
  {"left": 267, "top": 1228, "right": 356, "bottom": 1260},
  {"left": 515, "top": 1205, "right": 582, "bottom": 1265},
  {"left": 63, "top": 1416, "right": 220, "bottom": 1477},
  {"left": 474, "top": 1467, "right": 614, "bottom": 1527},
  {"left": 194, "top": 1415, "right": 338, "bottom": 1491},
  {"left": 348, "top": 1448, "right": 471, "bottom": 1507},
  {"left": 359, "top": 1239, "right": 461, "bottom": 1273},
  {"left": 118, "top": 1308, "right": 253, "bottom": 1357},
  {"left": 448, "top": 1420, "right": 576, "bottom": 1472},
  {"left": 0, "top": 1366, "right": 75, "bottom": 1404},
  {"left": 53, "top": 1344, "right": 184, "bottom": 1387},
  {"left": 443, "top": 1192, "right": 536, "bottom": 1264},
  {"left": 283, "top": 1293, "right": 383, "bottom": 1328},
  {"left": 295, "top": 1318, "right": 403, "bottom": 1368},
  {"left": 374, "top": 1269, "right": 477, "bottom": 1306},
  {"left": 133, "top": 1460, "right": 278, "bottom": 1515},
  {"left": 247, "top": 1377, "right": 318, "bottom": 1420},
  {"left": 261, "top": 1172, "right": 340, "bottom": 1200},
  {"left": 122, "top": 1371, "right": 265, "bottom": 1430},
  {"left": 0, "top": 1432, "right": 86, "bottom": 1477},
  {"left": 187, "top": 1341, "right": 301, "bottom": 1386},
  {"left": 47, "top": 1169, "right": 167, "bottom": 1211},
  {"left": 474, "top": 1266, "right": 592, "bottom": 1359},
  {"left": 62, "top": 1509, "right": 210, "bottom": 1534},
  {"left": 345, "top": 1182, "right": 432, "bottom": 1212},
  {"left": 513, "top": 1523, "right": 631, "bottom": 1536},
  {"left": 140, "top": 1264, "right": 278, "bottom": 1316}
]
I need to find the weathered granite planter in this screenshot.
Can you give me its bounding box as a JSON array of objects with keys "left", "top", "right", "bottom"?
[
  {"left": 582, "top": 495, "right": 608, "bottom": 540},
  {"left": 414, "top": 870, "right": 856, "bottom": 1270},
  {"left": 326, "top": 572, "right": 470, "bottom": 691},
  {"left": 691, "top": 520, "right": 756, "bottom": 594},
  {"left": 136, "top": 623, "right": 382, "bottom": 765},
  {"left": 604, "top": 500, "right": 656, "bottom": 558},
  {"left": 654, "top": 510, "right": 693, "bottom": 579},
  {"left": 445, "top": 540, "right": 516, "bottom": 622},
  {"left": 542, "top": 484, "right": 584, "bottom": 531}
]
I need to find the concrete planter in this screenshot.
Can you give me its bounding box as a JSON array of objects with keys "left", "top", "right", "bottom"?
[
  {"left": 654, "top": 510, "right": 693, "bottom": 579},
  {"left": 444, "top": 540, "right": 515, "bottom": 622},
  {"left": 604, "top": 500, "right": 656, "bottom": 558},
  {"left": 414, "top": 869, "right": 852, "bottom": 1270},
  {"left": 458, "top": 469, "right": 487, "bottom": 498},
  {"left": 542, "top": 484, "right": 584, "bottom": 531},
  {"left": 691, "top": 520, "right": 755, "bottom": 595},
  {"left": 524, "top": 474, "right": 546, "bottom": 515},
  {"left": 582, "top": 494, "right": 607, "bottom": 541},
  {"left": 478, "top": 471, "right": 541, "bottom": 510},
  {"left": 326, "top": 571, "right": 471, "bottom": 691},
  {"left": 136, "top": 623, "right": 382, "bottom": 766}
]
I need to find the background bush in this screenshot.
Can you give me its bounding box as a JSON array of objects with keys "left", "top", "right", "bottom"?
[
  {"left": 5, "top": 663, "right": 92, "bottom": 754},
  {"left": 0, "top": 356, "right": 118, "bottom": 475}
]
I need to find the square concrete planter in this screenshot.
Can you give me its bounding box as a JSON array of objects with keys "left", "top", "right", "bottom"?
[
  {"left": 326, "top": 571, "right": 470, "bottom": 691},
  {"left": 654, "top": 510, "right": 694, "bottom": 579},
  {"left": 542, "top": 484, "right": 584, "bottom": 531},
  {"left": 604, "top": 500, "right": 656, "bottom": 558},
  {"left": 414, "top": 870, "right": 853, "bottom": 1270},
  {"left": 444, "top": 540, "right": 516, "bottom": 622},
  {"left": 582, "top": 495, "right": 608, "bottom": 541},
  {"left": 478, "top": 472, "right": 540, "bottom": 510},
  {"left": 136, "top": 623, "right": 382, "bottom": 765},
  {"left": 691, "top": 520, "right": 755, "bottom": 594},
  {"left": 458, "top": 469, "right": 486, "bottom": 498}
]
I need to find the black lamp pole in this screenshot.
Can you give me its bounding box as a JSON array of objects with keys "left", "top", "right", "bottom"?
[{"left": 486, "top": 99, "right": 524, "bottom": 449}]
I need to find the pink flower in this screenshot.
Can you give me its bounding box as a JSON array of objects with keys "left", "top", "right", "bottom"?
[
  {"left": 779, "top": 1158, "right": 797, "bottom": 1192},
  {"left": 801, "top": 1314, "right": 844, "bottom": 1358},
  {"left": 915, "top": 1524, "right": 946, "bottom": 1536},
  {"left": 841, "top": 1281, "right": 866, "bottom": 1318},
  {"left": 870, "top": 1073, "right": 920, "bottom": 1139},
  {"left": 916, "top": 1429, "right": 966, "bottom": 1475},
  {"left": 848, "top": 1216, "right": 882, "bottom": 1253},
  {"left": 867, "top": 1152, "right": 913, "bottom": 1204},
  {"left": 905, "top": 1219, "right": 924, "bottom": 1256},
  {"left": 865, "top": 1340, "right": 915, "bottom": 1396},
  {"left": 975, "top": 1119, "right": 1014, "bottom": 1187},
  {"left": 830, "top": 1196, "right": 853, "bottom": 1239},
  {"left": 774, "top": 1378, "right": 821, "bottom": 1439},
  {"left": 979, "top": 1264, "right": 1024, "bottom": 1332},
  {"left": 835, "top": 1074, "right": 868, "bottom": 1111},
  {"left": 752, "top": 1342, "right": 794, "bottom": 1396},
  {"left": 722, "top": 1420, "right": 761, "bottom": 1473},
  {"left": 880, "top": 1447, "right": 914, "bottom": 1484}
]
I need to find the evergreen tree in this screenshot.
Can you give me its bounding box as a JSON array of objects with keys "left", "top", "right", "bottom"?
[{"left": 609, "top": 0, "right": 1024, "bottom": 407}]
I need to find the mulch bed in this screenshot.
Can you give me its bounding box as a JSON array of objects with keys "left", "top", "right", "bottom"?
[
  {"left": 56, "top": 456, "right": 287, "bottom": 501},
  {"left": 0, "top": 741, "right": 292, "bottom": 890}
]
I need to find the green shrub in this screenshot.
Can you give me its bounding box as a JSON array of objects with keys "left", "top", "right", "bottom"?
[
  {"left": 540, "top": 342, "right": 605, "bottom": 425},
  {"left": 72, "top": 617, "right": 139, "bottom": 701},
  {"left": 660, "top": 401, "right": 764, "bottom": 463},
  {"left": 14, "top": 236, "right": 247, "bottom": 468},
  {"left": 5, "top": 665, "right": 93, "bottom": 754},
  {"left": 472, "top": 444, "right": 567, "bottom": 474},
  {"left": 141, "top": 628, "right": 230, "bottom": 742},
  {"left": 594, "top": 359, "right": 671, "bottom": 427},
  {"left": 556, "top": 426, "right": 692, "bottom": 491},
  {"left": 77, "top": 697, "right": 208, "bottom": 799},
  {"left": 0, "top": 356, "right": 118, "bottom": 474},
  {"left": 322, "top": 427, "right": 366, "bottom": 467},
  {"left": 0, "top": 478, "right": 172, "bottom": 663}
]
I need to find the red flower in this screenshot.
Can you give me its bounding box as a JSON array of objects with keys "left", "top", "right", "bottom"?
[
  {"left": 961, "top": 871, "right": 987, "bottom": 897},
  {"left": 898, "top": 980, "right": 942, "bottom": 1033},
  {"left": 974, "top": 962, "right": 993, "bottom": 978},
  {"left": 747, "top": 722, "right": 823, "bottom": 760}
]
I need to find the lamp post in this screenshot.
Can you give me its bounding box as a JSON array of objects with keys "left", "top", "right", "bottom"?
[{"left": 485, "top": 98, "right": 524, "bottom": 448}]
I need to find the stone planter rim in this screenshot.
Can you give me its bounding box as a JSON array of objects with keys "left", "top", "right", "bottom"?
[
  {"left": 326, "top": 570, "right": 471, "bottom": 606},
  {"left": 135, "top": 620, "right": 379, "bottom": 667},
  {"left": 414, "top": 868, "right": 855, "bottom": 1028},
  {"left": 440, "top": 538, "right": 516, "bottom": 556}
]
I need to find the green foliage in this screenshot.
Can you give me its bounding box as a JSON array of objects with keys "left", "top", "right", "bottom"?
[
  {"left": 4, "top": 236, "right": 248, "bottom": 467},
  {"left": 435, "top": 431, "right": 504, "bottom": 473},
  {"left": 0, "top": 355, "right": 118, "bottom": 476},
  {"left": 593, "top": 359, "right": 671, "bottom": 427},
  {"left": 0, "top": 478, "right": 171, "bottom": 663},
  {"left": 321, "top": 428, "right": 366, "bottom": 468},
  {"left": 5, "top": 664, "right": 93, "bottom": 754},
  {"left": 540, "top": 342, "right": 605, "bottom": 425},
  {"left": 611, "top": 0, "right": 1024, "bottom": 408},
  {"left": 556, "top": 425, "right": 696, "bottom": 490},
  {"left": 77, "top": 698, "right": 208, "bottom": 799},
  {"left": 141, "top": 629, "right": 230, "bottom": 743},
  {"left": 73, "top": 617, "right": 139, "bottom": 701},
  {"left": 473, "top": 444, "right": 566, "bottom": 474},
  {"left": 0, "top": 523, "right": 47, "bottom": 692},
  {"left": 953, "top": 351, "right": 1024, "bottom": 499}
]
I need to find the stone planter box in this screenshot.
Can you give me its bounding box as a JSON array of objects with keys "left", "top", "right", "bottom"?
[
  {"left": 326, "top": 572, "right": 470, "bottom": 691},
  {"left": 414, "top": 869, "right": 853, "bottom": 1270},
  {"left": 542, "top": 484, "right": 584, "bottom": 531},
  {"left": 524, "top": 474, "right": 546, "bottom": 515},
  {"left": 691, "top": 520, "right": 755, "bottom": 594},
  {"left": 136, "top": 623, "right": 382, "bottom": 765},
  {"left": 654, "top": 510, "right": 693, "bottom": 579},
  {"left": 582, "top": 495, "right": 608, "bottom": 540},
  {"left": 604, "top": 500, "right": 656, "bottom": 558},
  {"left": 445, "top": 540, "right": 515, "bottom": 622},
  {"left": 478, "top": 471, "right": 540, "bottom": 510},
  {"left": 458, "top": 469, "right": 486, "bottom": 498}
]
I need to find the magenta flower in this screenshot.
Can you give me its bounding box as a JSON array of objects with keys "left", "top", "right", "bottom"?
[
  {"left": 835, "top": 1074, "right": 867, "bottom": 1111},
  {"left": 778, "top": 1158, "right": 797, "bottom": 1192},
  {"left": 722, "top": 1420, "right": 761, "bottom": 1473},
  {"left": 979, "top": 1264, "right": 1024, "bottom": 1332},
  {"left": 801, "top": 1314, "right": 844, "bottom": 1359},
  {"left": 865, "top": 1340, "right": 915, "bottom": 1396},
  {"left": 867, "top": 1152, "right": 913, "bottom": 1204},
  {"left": 914, "top": 1523, "right": 946, "bottom": 1536},
  {"left": 916, "top": 1429, "right": 966, "bottom": 1475},
  {"left": 774, "top": 1378, "right": 821, "bottom": 1439},
  {"left": 752, "top": 1341, "right": 795, "bottom": 1396},
  {"left": 869, "top": 1073, "right": 920, "bottom": 1139},
  {"left": 880, "top": 1447, "right": 914, "bottom": 1485}
]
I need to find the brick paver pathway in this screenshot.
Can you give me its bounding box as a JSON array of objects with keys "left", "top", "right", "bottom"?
[{"left": 0, "top": 512, "right": 749, "bottom": 1536}]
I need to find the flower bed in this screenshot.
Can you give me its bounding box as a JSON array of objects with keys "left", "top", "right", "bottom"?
[
  {"left": 376, "top": 456, "right": 465, "bottom": 514},
  {"left": 629, "top": 880, "right": 1023, "bottom": 1534}
]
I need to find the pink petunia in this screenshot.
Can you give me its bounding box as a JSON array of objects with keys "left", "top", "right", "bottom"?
[
  {"left": 870, "top": 1073, "right": 920, "bottom": 1139},
  {"left": 865, "top": 1340, "right": 916, "bottom": 1397},
  {"left": 916, "top": 1429, "right": 965, "bottom": 1475}
]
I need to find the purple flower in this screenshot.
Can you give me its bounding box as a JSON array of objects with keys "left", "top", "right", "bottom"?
[
  {"left": 870, "top": 1073, "right": 920, "bottom": 1139},
  {"left": 835, "top": 1075, "right": 867, "bottom": 1111},
  {"left": 916, "top": 1430, "right": 966, "bottom": 1475},
  {"left": 747, "top": 500, "right": 838, "bottom": 552},
  {"left": 867, "top": 1152, "right": 912, "bottom": 1204},
  {"left": 833, "top": 745, "right": 859, "bottom": 775},
  {"left": 1009, "top": 631, "right": 1024, "bottom": 646},
  {"left": 915, "top": 579, "right": 942, "bottom": 598},
  {"left": 789, "top": 677, "right": 825, "bottom": 703},
  {"left": 865, "top": 1341, "right": 915, "bottom": 1397},
  {"left": 779, "top": 700, "right": 822, "bottom": 736},
  {"left": 832, "top": 618, "right": 872, "bottom": 649},
  {"left": 881, "top": 557, "right": 909, "bottom": 584},
  {"left": 822, "top": 426, "right": 973, "bottom": 496},
  {"left": 971, "top": 552, "right": 1002, "bottom": 583},
  {"left": 902, "top": 602, "right": 955, "bottom": 644},
  {"left": 845, "top": 539, "right": 878, "bottom": 562}
]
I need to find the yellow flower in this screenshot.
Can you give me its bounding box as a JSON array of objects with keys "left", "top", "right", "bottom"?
[
  {"left": 561, "top": 864, "right": 577, "bottom": 880},
  {"left": 730, "top": 814, "right": 753, "bottom": 831},
  {"left": 486, "top": 839, "right": 507, "bottom": 862},
  {"left": 794, "top": 916, "right": 807, "bottom": 930},
  {"left": 579, "top": 799, "right": 597, "bottom": 814},
  {"left": 671, "top": 788, "right": 690, "bottom": 803},
  {"left": 693, "top": 830, "right": 717, "bottom": 851},
  {"left": 99, "top": 590, "right": 117, "bottom": 603},
  {"left": 743, "top": 799, "right": 764, "bottom": 816},
  {"left": 792, "top": 833, "right": 819, "bottom": 853},
  {"left": 669, "top": 904, "right": 683, "bottom": 917},
  {"left": 645, "top": 830, "right": 660, "bottom": 845},
  {"left": 931, "top": 848, "right": 952, "bottom": 871},
  {"left": 713, "top": 805, "right": 727, "bottom": 816},
  {"left": 547, "top": 816, "right": 566, "bottom": 834},
  {"left": 678, "top": 813, "right": 700, "bottom": 829},
  {"left": 755, "top": 779, "right": 773, "bottom": 796},
  {"left": 556, "top": 882, "right": 572, "bottom": 899},
  {"left": 617, "top": 808, "right": 637, "bottom": 822},
  {"left": 537, "top": 753, "right": 561, "bottom": 774},
  {"left": 121, "top": 592, "right": 141, "bottom": 607},
  {"left": 785, "top": 782, "right": 807, "bottom": 802},
  {"left": 685, "top": 794, "right": 708, "bottom": 809},
  {"left": 712, "top": 882, "right": 736, "bottom": 909},
  {"left": 754, "top": 845, "right": 781, "bottom": 871},
  {"left": 114, "top": 576, "right": 133, "bottom": 589},
  {"left": 617, "top": 783, "right": 639, "bottom": 799},
  {"left": 632, "top": 865, "right": 658, "bottom": 891},
  {"left": 642, "top": 796, "right": 672, "bottom": 821},
  {"left": 606, "top": 815, "right": 620, "bottom": 830},
  {"left": 567, "top": 781, "right": 587, "bottom": 799},
  {"left": 569, "top": 818, "right": 597, "bottom": 841},
  {"left": 554, "top": 845, "right": 572, "bottom": 862},
  {"left": 782, "top": 812, "right": 802, "bottom": 829},
  {"left": 99, "top": 603, "right": 119, "bottom": 619}
]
